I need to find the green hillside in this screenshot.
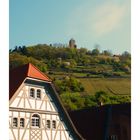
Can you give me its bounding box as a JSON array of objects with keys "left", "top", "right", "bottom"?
[
  {"left": 9, "top": 45, "right": 131, "bottom": 110},
  {"left": 80, "top": 78, "right": 130, "bottom": 95}
]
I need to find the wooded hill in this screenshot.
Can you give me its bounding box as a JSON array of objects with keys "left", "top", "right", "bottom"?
[{"left": 9, "top": 44, "right": 131, "bottom": 110}]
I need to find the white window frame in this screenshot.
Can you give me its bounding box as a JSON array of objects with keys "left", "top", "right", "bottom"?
[
  {"left": 20, "top": 118, "right": 25, "bottom": 128},
  {"left": 52, "top": 120, "right": 56, "bottom": 129},
  {"left": 29, "top": 88, "right": 42, "bottom": 100},
  {"left": 13, "top": 118, "right": 18, "bottom": 128},
  {"left": 36, "top": 89, "right": 41, "bottom": 99},
  {"left": 31, "top": 114, "right": 40, "bottom": 128},
  {"left": 46, "top": 120, "right": 51, "bottom": 129},
  {"left": 30, "top": 88, "right": 35, "bottom": 98}
]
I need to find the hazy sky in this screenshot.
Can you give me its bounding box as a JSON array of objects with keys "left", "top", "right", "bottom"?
[{"left": 10, "top": 0, "right": 130, "bottom": 54}]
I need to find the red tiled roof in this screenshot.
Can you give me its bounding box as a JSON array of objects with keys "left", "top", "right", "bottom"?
[
  {"left": 9, "top": 63, "right": 51, "bottom": 99},
  {"left": 27, "top": 63, "right": 50, "bottom": 81}
]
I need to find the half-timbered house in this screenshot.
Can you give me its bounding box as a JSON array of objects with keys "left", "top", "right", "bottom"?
[{"left": 9, "top": 63, "right": 84, "bottom": 140}]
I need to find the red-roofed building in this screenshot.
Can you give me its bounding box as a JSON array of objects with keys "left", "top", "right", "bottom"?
[{"left": 9, "top": 63, "right": 84, "bottom": 140}]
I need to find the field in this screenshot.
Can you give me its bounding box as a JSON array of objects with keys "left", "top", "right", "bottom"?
[
  {"left": 79, "top": 78, "right": 131, "bottom": 95},
  {"left": 48, "top": 70, "right": 131, "bottom": 96}
]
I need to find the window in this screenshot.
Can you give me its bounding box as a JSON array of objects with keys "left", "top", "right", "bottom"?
[
  {"left": 13, "top": 118, "right": 18, "bottom": 127},
  {"left": 52, "top": 120, "right": 56, "bottom": 129},
  {"left": 108, "top": 135, "right": 118, "bottom": 140},
  {"left": 37, "top": 89, "right": 41, "bottom": 99},
  {"left": 30, "top": 88, "right": 41, "bottom": 99},
  {"left": 31, "top": 114, "right": 40, "bottom": 128},
  {"left": 46, "top": 120, "right": 50, "bottom": 129},
  {"left": 20, "top": 118, "right": 25, "bottom": 128},
  {"left": 30, "top": 88, "right": 35, "bottom": 98}
]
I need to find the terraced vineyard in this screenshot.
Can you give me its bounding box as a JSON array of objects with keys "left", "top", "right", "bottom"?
[{"left": 79, "top": 78, "right": 131, "bottom": 95}]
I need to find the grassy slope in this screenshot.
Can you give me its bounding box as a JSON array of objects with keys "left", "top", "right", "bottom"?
[
  {"left": 50, "top": 71, "right": 131, "bottom": 96},
  {"left": 79, "top": 78, "right": 131, "bottom": 95}
]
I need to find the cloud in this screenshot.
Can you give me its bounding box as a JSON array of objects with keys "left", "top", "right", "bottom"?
[
  {"left": 93, "top": 2, "right": 127, "bottom": 36},
  {"left": 66, "top": 1, "right": 129, "bottom": 38}
]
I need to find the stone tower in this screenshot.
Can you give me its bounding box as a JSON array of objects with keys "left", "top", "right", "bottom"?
[{"left": 69, "top": 38, "right": 77, "bottom": 48}]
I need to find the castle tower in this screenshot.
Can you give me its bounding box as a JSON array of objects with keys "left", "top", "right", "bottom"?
[{"left": 69, "top": 38, "right": 77, "bottom": 48}]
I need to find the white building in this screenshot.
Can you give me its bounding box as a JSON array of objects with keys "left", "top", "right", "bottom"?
[{"left": 9, "top": 63, "right": 84, "bottom": 140}]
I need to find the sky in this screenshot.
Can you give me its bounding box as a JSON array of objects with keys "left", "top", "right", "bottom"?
[{"left": 10, "top": 0, "right": 130, "bottom": 54}]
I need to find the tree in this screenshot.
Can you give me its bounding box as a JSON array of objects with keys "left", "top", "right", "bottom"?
[
  {"left": 60, "top": 93, "right": 85, "bottom": 111},
  {"left": 95, "top": 91, "right": 110, "bottom": 105},
  {"left": 13, "top": 46, "right": 18, "bottom": 52},
  {"left": 21, "top": 45, "right": 28, "bottom": 55},
  {"left": 102, "top": 50, "right": 112, "bottom": 56},
  {"left": 79, "top": 48, "right": 87, "bottom": 54},
  {"left": 120, "top": 51, "right": 131, "bottom": 64},
  {"left": 9, "top": 53, "right": 48, "bottom": 72},
  {"left": 121, "top": 51, "right": 131, "bottom": 58},
  {"left": 92, "top": 48, "right": 100, "bottom": 56}
]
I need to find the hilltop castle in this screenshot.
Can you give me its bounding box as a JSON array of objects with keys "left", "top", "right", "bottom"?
[{"left": 69, "top": 38, "right": 77, "bottom": 49}]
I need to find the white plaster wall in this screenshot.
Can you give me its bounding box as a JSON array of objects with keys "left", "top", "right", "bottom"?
[
  {"left": 9, "top": 112, "right": 74, "bottom": 140},
  {"left": 25, "top": 99, "right": 30, "bottom": 108},
  {"left": 19, "top": 129, "right": 24, "bottom": 139},
  {"left": 18, "top": 98, "right": 24, "bottom": 108},
  {"left": 9, "top": 129, "right": 14, "bottom": 140},
  {"left": 9, "top": 111, "right": 12, "bottom": 117},
  {"left": 23, "top": 129, "right": 29, "bottom": 140},
  {"left": 18, "top": 90, "right": 23, "bottom": 97},
  {"left": 61, "top": 131, "right": 67, "bottom": 140},
  {"left": 20, "top": 112, "right": 25, "bottom": 117},
  {"left": 13, "top": 129, "right": 18, "bottom": 140},
  {"left": 13, "top": 112, "right": 18, "bottom": 117},
  {"left": 10, "top": 83, "right": 75, "bottom": 140},
  {"left": 36, "top": 100, "right": 42, "bottom": 110},
  {"left": 55, "top": 131, "right": 60, "bottom": 140},
  {"left": 26, "top": 112, "right": 30, "bottom": 117},
  {"left": 10, "top": 97, "right": 20, "bottom": 107},
  {"left": 10, "top": 84, "right": 58, "bottom": 113}
]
